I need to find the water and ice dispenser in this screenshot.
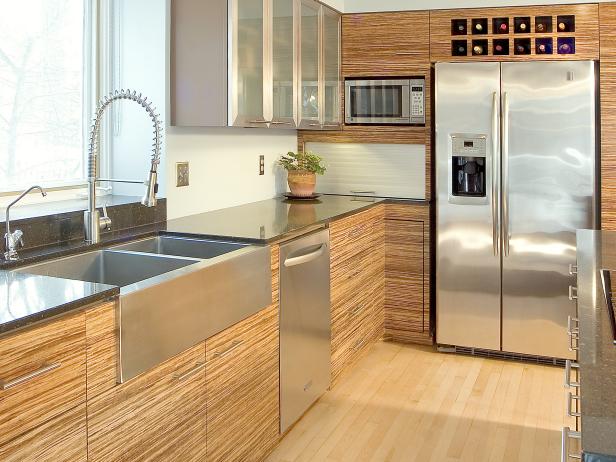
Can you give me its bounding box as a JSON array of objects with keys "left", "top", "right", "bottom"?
[{"left": 450, "top": 134, "right": 487, "bottom": 199}]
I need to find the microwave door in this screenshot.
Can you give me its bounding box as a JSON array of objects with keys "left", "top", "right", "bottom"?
[{"left": 345, "top": 80, "right": 410, "bottom": 124}]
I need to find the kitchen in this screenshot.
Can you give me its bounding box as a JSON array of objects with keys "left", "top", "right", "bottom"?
[{"left": 0, "top": 0, "right": 614, "bottom": 461}]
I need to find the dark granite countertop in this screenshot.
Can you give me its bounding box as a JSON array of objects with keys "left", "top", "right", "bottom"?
[
  {"left": 0, "top": 195, "right": 428, "bottom": 337},
  {"left": 165, "top": 195, "right": 428, "bottom": 243},
  {"left": 576, "top": 230, "right": 616, "bottom": 460},
  {"left": 0, "top": 271, "right": 118, "bottom": 335}
]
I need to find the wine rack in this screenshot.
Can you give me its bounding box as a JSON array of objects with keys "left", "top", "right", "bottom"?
[{"left": 429, "top": 4, "right": 598, "bottom": 62}]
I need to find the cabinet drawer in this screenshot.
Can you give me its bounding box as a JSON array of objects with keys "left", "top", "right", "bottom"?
[
  {"left": 330, "top": 207, "right": 384, "bottom": 266},
  {"left": 0, "top": 312, "right": 86, "bottom": 446},
  {"left": 206, "top": 304, "right": 279, "bottom": 462},
  {"left": 331, "top": 245, "right": 384, "bottom": 308},
  {"left": 0, "top": 405, "right": 86, "bottom": 462},
  {"left": 87, "top": 343, "right": 206, "bottom": 462}
]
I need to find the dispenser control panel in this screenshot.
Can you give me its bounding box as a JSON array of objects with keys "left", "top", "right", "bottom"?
[{"left": 450, "top": 134, "right": 487, "bottom": 202}]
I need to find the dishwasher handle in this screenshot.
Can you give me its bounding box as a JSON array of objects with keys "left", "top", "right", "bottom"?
[{"left": 283, "top": 244, "right": 327, "bottom": 267}]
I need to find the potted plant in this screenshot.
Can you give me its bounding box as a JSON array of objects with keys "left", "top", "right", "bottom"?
[{"left": 278, "top": 151, "right": 326, "bottom": 197}]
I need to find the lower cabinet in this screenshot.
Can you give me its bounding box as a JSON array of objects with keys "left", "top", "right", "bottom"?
[
  {"left": 330, "top": 205, "right": 385, "bottom": 383},
  {"left": 206, "top": 304, "right": 280, "bottom": 462},
  {"left": 87, "top": 342, "right": 207, "bottom": 462},
  {"left": 384, "top": 203, "right": 432, "bottom": 345}
]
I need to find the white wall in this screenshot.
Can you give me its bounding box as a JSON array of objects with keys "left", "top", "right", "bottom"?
[
  {"left": 165, "top": 127, "right": 292, "bottom": 219},
  {"left": 343, "top": 0, "right": 611, "bottom": 13}
]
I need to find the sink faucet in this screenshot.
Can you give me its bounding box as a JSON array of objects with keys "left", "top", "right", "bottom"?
[
  {"left": 4, "top": 185, "right": 47, "bottom": 261},
  {"left": 85, "top": 89, "right": 162, "bottom": 243}
]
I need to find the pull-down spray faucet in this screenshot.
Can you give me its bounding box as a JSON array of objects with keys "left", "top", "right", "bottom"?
[{"left": 84, "top": 89, "right": 162, "bottom": 244}]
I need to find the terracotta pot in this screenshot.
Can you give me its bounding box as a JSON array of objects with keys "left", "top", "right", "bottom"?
[
  {"left": 288, "top": 203, "right": 317, "bottom": 227},
  {"left": 287, "top": 170, "right": 316, "bottom": 197}
]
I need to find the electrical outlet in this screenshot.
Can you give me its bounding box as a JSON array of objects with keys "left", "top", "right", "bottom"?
[
  {"left": 259, "top": 155, "right": 265, "bottom": 175},
  {"left": 176, "top": 162, "right": 189, "bottom": 187}
]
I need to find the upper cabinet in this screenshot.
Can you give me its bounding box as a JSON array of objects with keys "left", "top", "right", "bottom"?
[{"left": 171, "top": 0, "right": 341, "bottom": 130}]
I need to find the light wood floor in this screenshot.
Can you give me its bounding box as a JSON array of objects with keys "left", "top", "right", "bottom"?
[{"left": 267, "top": 342, "right": 574, "bottom": 462}]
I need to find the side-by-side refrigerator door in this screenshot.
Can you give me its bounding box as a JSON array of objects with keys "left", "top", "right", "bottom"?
[
  {"left": 435, "top": 62, "right": 502, "bottom": 351},
  {"left": 501, "top": 61, "right": 596, "bottom": 359}
]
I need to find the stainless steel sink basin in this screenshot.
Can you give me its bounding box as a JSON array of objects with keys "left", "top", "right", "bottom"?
[
  {"left": 16, "top": 238, "right": 272, "bottom": 383},
  {"left": 111, "top": 235, "right": 247, "bottom": 260},
  {"left": 15, "top": 249, "right": 198, "bottom": 287}
]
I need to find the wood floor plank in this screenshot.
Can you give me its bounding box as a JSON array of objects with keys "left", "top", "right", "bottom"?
[{"left": 267, "top": 342, "right": 568, "bottom": 462}]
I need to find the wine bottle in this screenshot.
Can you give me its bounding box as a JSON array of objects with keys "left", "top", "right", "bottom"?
[
  {"left": 537, "top": 43, "right": 547, "bottom": 54},
  {"left": 516, "top": 44, "right": 526, "bottom": 54},
  {"left": 519, "top": 22, "right": 527, "bottom": 32},
  {"left": 536, "top": 23, "right": 546, "bottom": 32},
  {"left": 494, "top": 44, "right": 503, "bottom": 52},
  {"left": 499, "top": 22, "right": 508, "bottom": 33},
  {"left": 559, "top": 43, "right": 572, "bottom": 53},
  {"left": 558, "top": 22, "right": 566, "bottom": 31},
  {"left": 458, "top": 45, "right": 466, "bottom": 54},
  {"left": 475, "top": 23, "right": 483, "bottom": 32},
  {"left": 473, "top": 45, "right": 484, "bottom": 55},
  {"left": 458, "top": 24, "right": 465, "bottom": 32}
]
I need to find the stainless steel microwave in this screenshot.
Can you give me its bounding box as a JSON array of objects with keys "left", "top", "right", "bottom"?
[{"left": 345, "top": 78, "right": 425, "bottom": 125}]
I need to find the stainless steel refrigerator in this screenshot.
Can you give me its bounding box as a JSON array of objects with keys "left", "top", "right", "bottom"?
[{"left": 435, "top": 61, "right": 597, "bottom": 360}]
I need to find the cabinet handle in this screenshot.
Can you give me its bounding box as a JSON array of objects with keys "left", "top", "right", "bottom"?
[
  {"left": 322, "top": 123, "right": 340, "bottom": 128},
  {"left": 564, "top": 360, "right": 580, "bottom": 388},
  {"left": 0, "top": 362, "right": 61, "bottom": 390},
  {"left": 569, "top": 264, "right": 578, "bottom": 275},
  {"left": 248, "top": 120, "right": 269, "bottom": 124},
  {"left": 270, "top": 121, "right": 292, "bottom": 125},
  {"left": 568, "top": 286, "right": 578, "bottom": 301},
  {"left": 567, "top": 392, "right": 581, "bottom": 418},
  {"left": 561, "top": 427, "right": 581, "bottom": 461},
  {"left": 174, "top": 361, "right": 205, "bottom": 382},
  {"left": 212, "top": 340, "right": 243, "bottom": 359}
]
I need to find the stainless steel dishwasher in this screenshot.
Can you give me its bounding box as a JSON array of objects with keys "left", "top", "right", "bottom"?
[{"left": 280, "top": 228, "right": 331, "bottom": 433}]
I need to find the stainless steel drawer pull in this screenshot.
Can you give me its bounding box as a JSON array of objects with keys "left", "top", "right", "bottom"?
[
  {"left": 270, "top": 121, "right": 292, "bottom": 125},
  {"left": 561, "top": 427, "right": 581, "bottom": 461},
  {"left": 568, "top": 285, "right": 578, "bottom": 301},
  {"left": 564, "top": 360, "right": 580, "bottom": 388},
  {"left": 213, "top": 340, "right": 243, "bottom": 359},
  {"left": 567, "top": 392, "right": 581, "bottom": 418},
  {"left": 0, "top": 362, "right": 61, "bottom": 390},
  {"left": 322, "top": 124, "right": 340, "bottom": 128},
  {"left": 174, "top": 362, "right": 205, "bottom": 382},
  {"left": 248, "top": 120, "right": 269, "bottom": 124},
  {"left": 569, "top": 264, "right": 578, "bottom": 275}
]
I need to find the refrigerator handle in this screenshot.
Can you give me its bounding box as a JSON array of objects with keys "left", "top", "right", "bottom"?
[
  {"left": 502, "top": 91, "right": 510, "bottom": 257},
  {"left": 492, "top": 92, "right": 500, "bottom": 257}
]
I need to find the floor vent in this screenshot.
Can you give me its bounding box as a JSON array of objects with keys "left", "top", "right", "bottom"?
[{"left": 439, "top": 345, "right": 566, "bottom": 367}]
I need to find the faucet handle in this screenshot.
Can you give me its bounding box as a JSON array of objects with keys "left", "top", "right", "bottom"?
[
  {"left": 99, "top": 206, "right": 112, "bottom": 231},
  {"left": 13, "top": 230, "right": 24, "bottom": 248}
]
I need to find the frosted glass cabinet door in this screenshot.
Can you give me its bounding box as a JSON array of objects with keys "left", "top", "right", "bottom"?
[
  {"left": 271, "top": 0, "right": 296, "bottom": 128},
  {"left": 298, "top": 0, "right": 320, "bottom": 129},
  {"left": 230, "top": 0, "right": 266, "bottom": 127},
  {"left": 322, "top": 6, "right": 340, "bottom": 129}
]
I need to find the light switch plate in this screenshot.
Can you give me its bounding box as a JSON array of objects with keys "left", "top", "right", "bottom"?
[{"left": 176, "top": 162, "right": 189, "bottom": 187}]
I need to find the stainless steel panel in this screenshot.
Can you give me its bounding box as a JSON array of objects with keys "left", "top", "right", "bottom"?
[
  {"left": 436, "top": 62, "right": 502, "bottom": 351},
  {"left": 501, "top": 61, "right": 596, "bottom": 359},
  {"left": 280, "top": 228, "right": 331, "bottom": 433}
]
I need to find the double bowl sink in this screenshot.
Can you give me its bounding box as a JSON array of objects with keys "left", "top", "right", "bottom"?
[{"left": 16, "top": 236, "right": 272, "bottom": 382}]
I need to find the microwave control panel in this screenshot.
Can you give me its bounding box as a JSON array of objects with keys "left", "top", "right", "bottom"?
[{"left": 410, "top": 79, "right": 426, "bottom": 125}]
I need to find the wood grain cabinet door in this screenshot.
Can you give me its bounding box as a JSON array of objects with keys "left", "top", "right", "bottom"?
[
  {"left": 87, "top": 343, "right": 207, "bottom": 462},
  {"left": 0, "top": 312, "right": 86, "bottom": 447},
  {"left": 205, "top": 304, "right": 279, "bottom": 462},
  {"left": 342, "top": 11, "right": 430, "bottom": 76}
]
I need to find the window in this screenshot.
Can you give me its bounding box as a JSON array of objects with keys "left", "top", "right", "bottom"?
[{"left": 0, "top": 0, "right": 94, "bottom": 193}]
